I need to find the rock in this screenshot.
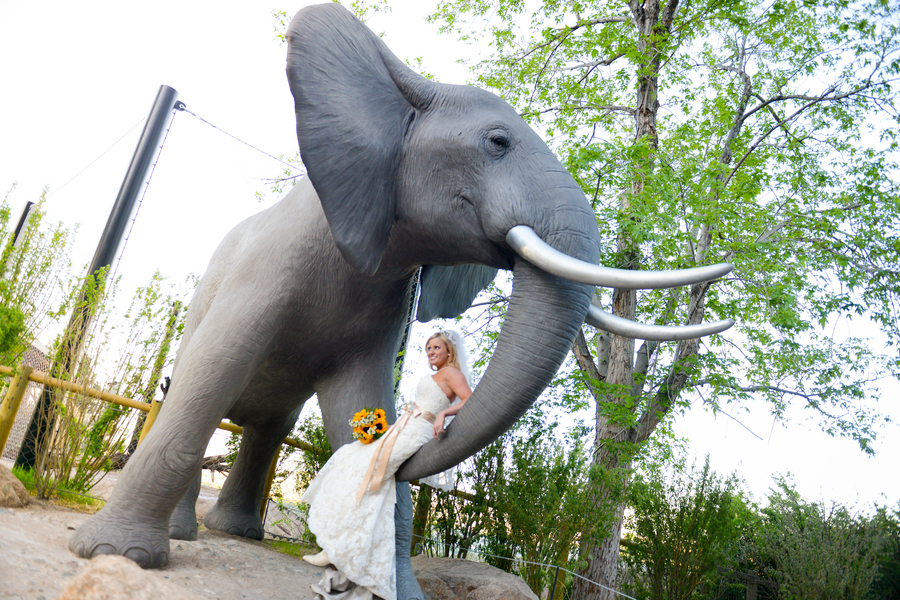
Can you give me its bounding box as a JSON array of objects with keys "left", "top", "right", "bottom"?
[
  {"left": 0, "top": 464, "right": 30, "bottom": 507},
  {"left": 57, "top": 555, "right": 202, "bottom": 600},
  {"left": 412, "top": 556, "right": 539, "bottom": 600}
]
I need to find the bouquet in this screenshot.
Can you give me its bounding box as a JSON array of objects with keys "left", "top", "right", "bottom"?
[{"left": 349, "top": 407, "right": 388, "bottom": 444}]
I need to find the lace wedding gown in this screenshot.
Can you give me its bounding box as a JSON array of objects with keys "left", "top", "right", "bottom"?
[{"left": 302, "top": 375, "right": 452, "bottom": 600}]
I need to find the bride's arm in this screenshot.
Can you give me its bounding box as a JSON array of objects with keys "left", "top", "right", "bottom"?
[{"left": 433, "top": 369, "right": 472, "bottom": 438}]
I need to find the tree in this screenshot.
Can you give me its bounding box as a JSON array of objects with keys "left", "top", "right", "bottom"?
[
  {"left": 754, "top": 476, "right": 887, "bottom": 600},
  {"left": 426, "top": 0, "right": 900, "bottom": 596},
  {"left": 621, "top": 452, "right": 751, "bottom": 600},
  {"left": 871, "top": 503, "right": 900, "bottom": 600},
  {"left": 493, "top": 432, "right": 597, "bottom": 599},
  {"left": 0, "top": 187, "right": 75, "bottom": 365}
]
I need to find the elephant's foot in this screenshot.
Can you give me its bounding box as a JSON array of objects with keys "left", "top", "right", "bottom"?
[
  {"left": 170, "top": 465, "right": 201, "bottom": 541},
  {"left": 397, "top": 570, "right": 425, "bottom": 600},
  {"left": 168, "top": 506, "right": 198, "bottom": 541},
  {"left": 203, "top": 503, "right": 264, "bottom": 540},
  {"left": 69, "top": 508, "right": 170, "bottom": 569}
]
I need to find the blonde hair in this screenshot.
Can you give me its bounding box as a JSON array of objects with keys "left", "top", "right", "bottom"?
[{"left": 426, "top": 331, "right": 460, "bottom": 371}]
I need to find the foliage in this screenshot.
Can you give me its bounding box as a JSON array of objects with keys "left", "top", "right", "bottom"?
[
  {"left": 11, "top": 465, "right": 103, "bottom": 511},
  {"left": 753, "top": 476, "right": 887, "bottom": 600},
  {"left": 417, "top": 435, "right": 505, "bottom": 559},
  {"left": 0, "top": 188, "right": 191, "bottom": 498},
  {"left": 261, "top": 537, "right": 318, "bottom": 559},
  {"left": 286, "top": 406, "right": 334, "bottom": 497},
  {"left": 620, "top": 452, "right": 752, "bottom": 600},
  {"left": 494, "top": 431, "right": 598, "bottom": 599},
  {"left": 871, "top": 503, "right": 900, "bottom": 600},
  {"left": 0, "top": 187, "right": 75, "bottom": 366},
  {"left": 424, "top": 0, "right": 900, "bottom": 594},
  {"left": 29, "top": 270, "right": 189, "bottom": 498}
]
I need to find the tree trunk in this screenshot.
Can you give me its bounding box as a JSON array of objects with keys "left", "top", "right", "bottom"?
[
  {"left": 570, "top": 0, "right": 677, "bottom": 597},
  {"left": 411, "top": 484, "right": 432, "bottom": 554}
]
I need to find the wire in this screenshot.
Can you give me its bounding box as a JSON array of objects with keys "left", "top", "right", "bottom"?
[
  {"left": 410, "top": 535, "right": 638, "bottom": 600},
  {"left": 176, "top": 103, "right": 302, "bottom": 173},
  {"left": 48, "top": 117, "right": 147, "bottom": 197}
]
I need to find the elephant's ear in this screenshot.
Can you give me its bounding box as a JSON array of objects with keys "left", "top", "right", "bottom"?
[
  {"left": 286, "top": 4, "right": 436, "bottom": 275},
  {"left": 416, "top": 265, "right": 499, "bottom": 322}
]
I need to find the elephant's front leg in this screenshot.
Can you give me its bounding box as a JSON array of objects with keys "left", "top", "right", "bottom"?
[
  {"left": 69, "top": 306, "right": 274, "bottom": 568},
  {"left": 395, "top": 481, "right": 425, "bottom": 600}
]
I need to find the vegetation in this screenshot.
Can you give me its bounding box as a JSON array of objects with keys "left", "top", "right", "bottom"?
[
  {"left": 11, "top": 465, "right": 104, "bottom": 512},
  {"left": 754, "top": 476, "right": 888, "bottom": 600},
  {"left": 0, "top": 186, "right": 190, "bottom": 500},
  {"left": 27, "top": 270, "right": 189, "bottom": 499},
  {"left": 0, "top": 187, "right": 75, "bottom": 366},
  {"left": 412, "top": 0, "right": 900, "bottom": 595},
  {"left": 620, "top": 452, "right": 752, "bottom": 599},
  {"left": 261, "top": 537, "right": 319, "bottom": 559}
]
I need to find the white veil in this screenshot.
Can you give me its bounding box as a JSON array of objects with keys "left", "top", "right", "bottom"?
[{"left": 421, "top": 328, "right": 470, "bottom": 492}]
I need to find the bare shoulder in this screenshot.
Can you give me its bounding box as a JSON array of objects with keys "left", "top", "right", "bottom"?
[{"left": 437, "top": 366, "right": 466, "bottom": 385}]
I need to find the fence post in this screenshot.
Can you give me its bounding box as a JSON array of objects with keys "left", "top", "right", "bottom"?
[
  {"left": 0, "top": 365, "right": 33, "bottom": 455},
  {"left": 549, "top": 565, "right": 561, "bottom": 600},
  {"left": 745, "top": 571, "right": 758, "bottom": 600},
  {"left": 136, "top": 399, "right": 164, "bottom": 446},
  {"left": 260, "top": 447, "right": 281, "bottom": 520}
]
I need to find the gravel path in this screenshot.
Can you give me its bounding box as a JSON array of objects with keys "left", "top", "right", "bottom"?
[{"left": 0, "top": 461, "right": 322, "bottom": 600}]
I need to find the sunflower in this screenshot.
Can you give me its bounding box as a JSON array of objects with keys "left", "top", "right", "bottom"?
[{"left": 349, "top": 407, "right": 388, "bottom": 443}]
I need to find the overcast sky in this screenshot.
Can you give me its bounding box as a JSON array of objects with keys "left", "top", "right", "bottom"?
[{"left": 1, "top": 0, "right": 896, "bottom": 509}]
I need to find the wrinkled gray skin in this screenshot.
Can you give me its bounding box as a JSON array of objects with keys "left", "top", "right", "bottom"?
[{"left": 69, "top": 5, "right": 599, "bottom": 599}]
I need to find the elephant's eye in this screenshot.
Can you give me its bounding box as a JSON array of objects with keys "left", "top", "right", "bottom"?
[{"left": 486, "top": 129, "right": 511, "bottom": 157}]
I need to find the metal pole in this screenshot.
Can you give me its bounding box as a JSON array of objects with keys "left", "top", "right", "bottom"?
[
  {"left": 393, "top": 268, "right": 420, "bottom": 399},
  {"left": 12, "top": 201, "right": 35, "bottom": 246},
  {"left": 549, "top": 565, "right": 561, "bottom": 600},
  {"left": 15, "top": 85, "right": 179, "bottom": 470}
]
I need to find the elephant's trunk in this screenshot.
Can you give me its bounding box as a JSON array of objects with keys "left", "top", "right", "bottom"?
[{"left": 395, "top": 257, "right": 594, "bottom": 481}]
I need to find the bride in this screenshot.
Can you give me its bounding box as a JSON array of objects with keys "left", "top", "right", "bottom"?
[{"left": 300, "top": 330, "right": 473, "bottom": 600}]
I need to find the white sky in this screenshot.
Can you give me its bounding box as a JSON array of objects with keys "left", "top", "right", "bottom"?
[{"left": 1, "top": 0, "right": 896, "bottom": 510}]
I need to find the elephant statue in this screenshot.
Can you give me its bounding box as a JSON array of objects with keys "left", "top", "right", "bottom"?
[{"left": 69, "top": 4, "right": 732, "bottom": 599}]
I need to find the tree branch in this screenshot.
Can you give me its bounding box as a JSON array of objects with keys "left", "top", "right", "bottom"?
[
  {"left": 556, "top": 52, "right": 627, "bottom": 72},
  {"left": 513, "top": 15, "right": 631, "bottom": 63}
]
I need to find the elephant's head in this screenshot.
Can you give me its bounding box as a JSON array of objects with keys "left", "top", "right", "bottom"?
[{"left": 286, "top": 4, "right": 733, "bottom": 478}]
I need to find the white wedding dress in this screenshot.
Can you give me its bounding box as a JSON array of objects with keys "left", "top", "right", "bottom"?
[{"left": 302, "top": 375, "right": 452, "bottom": 600}]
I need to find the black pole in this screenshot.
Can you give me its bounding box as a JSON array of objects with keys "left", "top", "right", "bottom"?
[
  {"left": 549, "top": 565, "right": 561, "bottom": 600},
  {"left": 12, "top": 201, "right": 36, "bottom": 245},
  {"left": 15, "top": 85, "right": 180, "bottom": 470},
  {"left": 86, "top": 85, "right": 180, "bottom": 275},
  {"left": 393, "top": 268, "right": 421, "bottom": 399}
]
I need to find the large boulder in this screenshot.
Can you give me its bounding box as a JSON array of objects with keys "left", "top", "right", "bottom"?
[
  {"left": 0, "top": 464, "right": 29, "bottom": 507},
  {"left": 412, "top": 556, "right": 538, "bottom": 600},
  {"left": 58, "top": 555, "right": 201, "bottom": 600}
]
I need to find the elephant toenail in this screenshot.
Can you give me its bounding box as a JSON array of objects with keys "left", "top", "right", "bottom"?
[
  {"left": 93, "top": 544, "right": 117, "bottom": 557},
  {"left": 124, "top": 547, "right": 152, "bottom": 567}
]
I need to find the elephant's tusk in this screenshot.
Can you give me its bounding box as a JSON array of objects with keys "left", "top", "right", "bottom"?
[
  {"left": 584, "top": 304, "right": 735, "bottom": 340},
  {"left": 506, "top": 225, "right": 734, "bottom": 290}
]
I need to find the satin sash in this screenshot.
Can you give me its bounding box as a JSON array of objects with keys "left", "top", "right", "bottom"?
[{"left": 355, "top": 405, "right": 436, "bottom": 505}]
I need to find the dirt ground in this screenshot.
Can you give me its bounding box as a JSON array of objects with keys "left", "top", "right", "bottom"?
[{"left": 0, "top": 459, "right": 323, "bottom": 600}]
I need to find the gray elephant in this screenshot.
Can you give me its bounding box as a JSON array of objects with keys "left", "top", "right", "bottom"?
[{"left": 70, "top": 4, "right": 731, "bottom": 599}]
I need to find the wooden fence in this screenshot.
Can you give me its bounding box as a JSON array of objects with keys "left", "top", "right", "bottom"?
[{"left": 0, "top": 363, "right": 317, "bottom": 516}]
